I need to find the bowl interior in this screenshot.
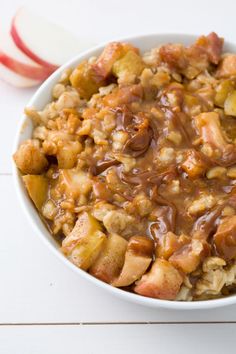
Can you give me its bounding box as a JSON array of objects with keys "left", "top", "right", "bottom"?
[{"left": 13, "top": 33, "right": 236, "bottom": 310}]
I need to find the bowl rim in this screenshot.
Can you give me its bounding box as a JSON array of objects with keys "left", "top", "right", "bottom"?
[{"left": 12, "top": 32, "right": 236, "bottom": 310}]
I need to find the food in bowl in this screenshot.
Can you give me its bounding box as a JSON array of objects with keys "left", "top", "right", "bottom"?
[{"left": 14, "top": 33, "right": 236, "bottom": 301}]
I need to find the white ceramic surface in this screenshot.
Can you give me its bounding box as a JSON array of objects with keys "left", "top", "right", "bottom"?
[{"left": 12, "top": 33, "right": 236, "bottom": 310}]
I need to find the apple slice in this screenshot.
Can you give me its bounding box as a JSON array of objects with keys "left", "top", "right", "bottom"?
[
  {"left": 0, "top": 63, "right": 41, "bottom": 87},
  {"left": 112, "top": 236, "right": 154, "bottom": 287},
  {"left": 0, "top": 31, "right": 52, "bottom": 80},
  {"left": 89, "top": 233, "right": 128, "bottom": 283},
  {"left": 61, "top": 212, "right": 106, "bottom": 270},
  {"left": 134, "top": 259, "right": 183, "bottom": 300},
  {"left": 11, "top": 7, "right": 92, "bottom": 70},
  {"left": 22, "top": 175, "right": 48, "bottom": 210}
]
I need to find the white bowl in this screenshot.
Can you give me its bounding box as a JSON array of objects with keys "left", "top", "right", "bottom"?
[{"left": 12, "top": 33, "right": 236, "bottom": 310}]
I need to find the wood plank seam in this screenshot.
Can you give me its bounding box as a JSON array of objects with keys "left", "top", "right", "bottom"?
[{"left": 0, "top": 322, "right": 236, "bottom": 326}]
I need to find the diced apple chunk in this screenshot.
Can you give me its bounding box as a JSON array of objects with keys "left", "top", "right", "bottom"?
[
  {"left": 70, "top": 61, "right": 104, "bottom": 99},
  {"left": 134, "top": 259, "right": 183, "bottom": 300},
  {"left": 68, "top": 230, "right": 106, "bottom": 270},
  {"left": 92, "top": 42, "right": 138, "bottom": 79},
  {"left": 213, "top": 215, "right": 236, "bottom": 260},
  {"left": 62, "top": 212, "right": 102, "bottom": 251},
  {"left": 216, "top": 55, "right": 236, "bottom": 78},
  {"left": 89, "top": 233, "right": 128, "bottom": 283},
  {"left": 195, "top": 112, "right": 236, "bottom": 166},
  {"left": 92, "top": 42, "right": 124, "bottom": 79},
  {"left": 61, "top": 212, "right": 105, "bottom": 270},
  {"left": 57, "top": 141, "right": 82, "bottom": 169},
  {"left": 14, "top": 140, "right": 48, "bottom": 174},
  {"left": 224, "top": 90, "right": 236, "bottom": 116},
  {"left": 156, "top": 232, "right": 190, "bottom": 259},
  {"left": 169, "top": 239, "right": 208, "bottom": 273},
  {"left": 59, "top": 169, "right": 92, "bottom": 198},
  {"left": 214, "top": 80, "right": 235, "bottom": 108},
  {"left": 195, "top": 112, "right": 226, "bottom": 150},
  {"left": 112, "top": 236, "right": 153, "bottom": 287},
  {"left": 103, "top": 84, "right": 143, "bottom": 107},
  {"left": 22, "top": 175, "right": 48, "bottom": 210},
  {"left": 112, "top": 50, "right": 144, "bottom": 79},
  {"left": 181, "top": 149, "right": 206, "bottom": 178}
]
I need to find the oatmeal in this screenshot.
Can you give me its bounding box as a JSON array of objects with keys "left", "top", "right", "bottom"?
[{"left": 14, "top": 33, "right": 236, "bottom": 301}]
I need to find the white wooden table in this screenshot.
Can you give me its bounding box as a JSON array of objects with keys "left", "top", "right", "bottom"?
[{"left": 1, "top": 0, "right": 236, "bottom": 352}]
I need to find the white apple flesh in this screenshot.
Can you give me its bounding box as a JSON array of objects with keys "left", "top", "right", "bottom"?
[
  {"left": 0, "top": 63, "right": 41, "bottom": 87},
  {"left": 0, "top": 31, "right": 53, "bottom": 80},
  {"left": 11, "top": 7, "right": 93, "bottom": 69}
]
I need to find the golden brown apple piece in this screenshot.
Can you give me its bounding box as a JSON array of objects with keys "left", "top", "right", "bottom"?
[
  {"left": 195, "top": 112, "right": 236, "bottom": 166},
  {"left": 224, "top": 90, "right": 236, "bottom": 117},
  {"left": 61, "top": 212, "right": 106, "bottom": 270},
  {"left": 14, "top": 139, "right": 48, "bottom": 174},
  {"left": 134, "top": 259, "right": 183, "bottom": 300},
  {"left": 213, "top": 215, "right": 236, "bottom": 260},
  {"left": 112, "top": 50, "right": 144, "bottom": 80},
  {"left": 69, "top": 60, "right": 105, "bottom": 99},
  {"left": 58, "top": 169, "right": 92, "bottom": 199},
  {"left": 56, "top": 141, "right": 82, "bottom": 169},
  {"left": 216, "top": 54, "right": 236, "bottom": 78},
  {"left": 22, "top": 174, "right": 48, "bottom": 211},
  {"left": 112, "top": 236, "right": 154, "bottom": 287},
  {"left": 92, "top": 42, "right": 139, "bottom": 79},
  {"left": 102, "top": 84, "right": 143, "bottom": 108},
  {"left": 214, "top": 80, "right": 235, "bottom": 108},
  {"left": 181, "top": 149, "right": 207, "bottom": 178},
  {"left": 89, "top": 233, "right": 128, "bottom": 283},
  {"left": 169, "top": 239, "right": 210, "bottom": 273}
]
